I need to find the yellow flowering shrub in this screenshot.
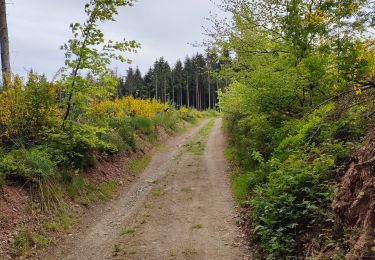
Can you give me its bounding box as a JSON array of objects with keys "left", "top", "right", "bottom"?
[
  {"left": 90, "top": 96, "right": 169, "bottom": 120},
  {"left": 179, "top": 106, "right": 189, "bottom": 115},
  {"left": 0, "top": 75, "right": 58, "bottom": 141}
]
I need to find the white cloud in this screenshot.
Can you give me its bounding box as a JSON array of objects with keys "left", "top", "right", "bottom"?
[{"left": 7, "top": 0, "right": 224, "bottom": 79}]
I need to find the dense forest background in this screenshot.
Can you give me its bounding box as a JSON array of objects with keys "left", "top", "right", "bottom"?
[{"left": 117, "top": 52, "right": 230, "bottom": 110}]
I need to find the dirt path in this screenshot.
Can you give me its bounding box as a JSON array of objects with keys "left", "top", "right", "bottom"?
[{"left": 42, "top": 119, "right": 249, "bottom": 260}]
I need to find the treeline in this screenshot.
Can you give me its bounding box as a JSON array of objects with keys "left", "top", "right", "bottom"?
[
  {"left": 209, "top": 0, "right": 375, "bottom": 258},
  {"left": 117, "top": 52, "right": 230, "bottom": 110}
]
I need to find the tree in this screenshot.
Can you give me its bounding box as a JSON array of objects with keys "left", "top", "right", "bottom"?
[
  {"left": 172, "top": 60, "right": 184, "bottom": 106},
  {"left": 61, "top": 0, "right": 139, "bottom": 125},
  {"left": 0, "top": 0, "right": 10, "bottom": 88}
]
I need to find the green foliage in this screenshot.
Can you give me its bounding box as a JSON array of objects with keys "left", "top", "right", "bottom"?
[
  {"left": 130, "top": 117, "right": 155, "bottom": 136},
  {"left": 210, "top": 0, "right": 374, "bottom": 257},
  {"left": 224, "top": 101, "right": 370, "bottom": 257},
  {"left": 108, "top": 117, "right": 137, "bottom": 151},
  {"left": 61, "top": 0, "right": 139, "bottom": 122},
  {"left": 230, "top": 171, "right": 251, "bottom": 204},
  {"left": 0, "top": 172, "right": 4, "bottom": 186},
  {"left": 44, "top": 123, "right": 118, "bottom": 168},
  {"left": 153, "top": 110, "right": 181, "bottom": 133},
  {"left": 0, "top": 148, "right": 57, "bottom": 183}
]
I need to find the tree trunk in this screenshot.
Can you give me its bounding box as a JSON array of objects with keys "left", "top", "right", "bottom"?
[
  {"left": 0, "top": 0, "right": 11, "bottom": 88},
  {"left": 186, "top": 80, "right": 189, "bottom": 107},
  {"left": 155, "top": 78, "right": 158, "bottom": 100},
  {"left": 208, "top": 74, "right": 211, "bottom": 110},
  {"left": 195, "top": 74, "right": 199, "bottom": 110}
]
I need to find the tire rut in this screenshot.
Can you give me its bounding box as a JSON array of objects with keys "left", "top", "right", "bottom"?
[{"left": 40, "top": 120, "right": 209, "bottom": 260}]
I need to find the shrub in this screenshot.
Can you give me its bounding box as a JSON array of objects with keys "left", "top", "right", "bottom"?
[
  {"left": 44, "top": 123, "right": 118, "bottom": 169},
  {"left": 0, "top": 74, "right": 58, "bottom": 144},
  {"left": 108, "top": 117, "right": 137, "bottom": 151},
  {"left": 153, "top": 110, "right": 181, "bottom": 133},
  {"left": 0, "top": 148, "right": 57, "bottom": 183},
  {"left": 130, "top": 116, "right": 154, "bottom": 135},
  {"left": 0, "top": 172, "right": 4, "bottom": 186}
]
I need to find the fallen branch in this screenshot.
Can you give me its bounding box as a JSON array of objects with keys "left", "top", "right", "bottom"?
[{"left": 305, "top": 81, "right": 375, "bottom": 117}]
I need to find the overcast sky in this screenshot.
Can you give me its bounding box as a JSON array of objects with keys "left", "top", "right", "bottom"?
[{"left": 7, "top": 0, "right": 223, "bottom": 79}]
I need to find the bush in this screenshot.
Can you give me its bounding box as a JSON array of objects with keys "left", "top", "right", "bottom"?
[
  {"left": 224, "top": 101, "right": 369, "bottom": 258},
  {"left": 44, "top": 123, "right": 118, "bottom": 169},
  {"left": 108, "top": 117, "right": 137, "bottom": 151},
  {"left": 0, "top": 74, "right": 58, "bottom": 144},
  {"left": 153, "top": 110, "right": 181, "bottom": 133},
  {"left": 130, "top": 117, "right": 154, "bottom": 135},
  {"left": 0, "top": 172, "right": 4, "bottom": 186},
  {"left": 0, "top": 148, "right": 57, "bottom": 183}
]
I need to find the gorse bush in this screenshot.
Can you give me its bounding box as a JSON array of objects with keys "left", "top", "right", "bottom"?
[{"left": 0, "top": 74, "right": 58, "bottom": 144}]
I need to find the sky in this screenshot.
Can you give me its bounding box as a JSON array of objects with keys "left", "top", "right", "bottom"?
[{"left": 6, "top": 0, "right": 224, "bottom": 79}]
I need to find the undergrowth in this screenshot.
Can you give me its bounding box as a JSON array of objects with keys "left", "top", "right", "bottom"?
[{"left": 225, "top": 93, "right": 374, "bottom": 258}]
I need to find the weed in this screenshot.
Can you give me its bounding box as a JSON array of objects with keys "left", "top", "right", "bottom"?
[
  {"left": 144, "top": 203, "right": 152, "bottom": 208},
  {"left": 44, "top": 213, "right": 72, "bottom": 233},
  {"left": 191, "top": 224, "right": 203, "bottom": 229},
  {"left": 183, "top": 119, "right": 215, "bottom": 155},
  {"left": 112, "top": 244, "right": 121, "bottom": 257},
  {"left": 151, "top": 188, "right": 164, "bottom": 197},
  {"left": 128, "top": 155, "right": 151, "bottom": 175},
  {"left": 182, "top": 248, "right": 198, "bottom": 257},
  {"left": 83, "top": 180, "right": 119, "bottom": 203},
  {"left": 11, "top": 228, "right": 50, "bottom": 257},
  {"left": 121, "top": 229, "right": 136, "bottom": 235},
  {"left": 181, "top": 187, "right": 192, "bottom": 193}
]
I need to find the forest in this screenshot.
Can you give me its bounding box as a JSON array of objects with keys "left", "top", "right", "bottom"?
[
  {"left": 117, "top": 52, "right": 229, "bottom": 111},
  {"left": 0, "top": 0, "right": 374, "bottom": 259}
]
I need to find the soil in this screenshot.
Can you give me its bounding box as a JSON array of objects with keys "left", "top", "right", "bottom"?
[
  {"left": 333, "top": 130, "right": 375, "bottom": 259},
  {"left": 38, "top": 119, "right": 250, "bottom": 260}
]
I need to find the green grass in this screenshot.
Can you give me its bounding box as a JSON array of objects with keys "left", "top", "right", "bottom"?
[
  {"left": 151, "top": 188, "right": 165, "bottom": 197},
  {"left": 11, "top": 228, "right": 51, "bottom": 257},
  {"left": 230, "top": 171, "right": 251, "bottom": 205},
  {"left": 184, "top": 141, "right": 205, "bottom": 154},
  {"left": 128, "top": 154, "right": 151, "bottom": 175},
  {"left": 44, "top": 213, "right": 73, "bottom": 233},
  {"left": 183, "top": 119, "right": 215, "bottom": 155},
  {"left": 78, "top": 180, "right": 120, "bottom": 204}
]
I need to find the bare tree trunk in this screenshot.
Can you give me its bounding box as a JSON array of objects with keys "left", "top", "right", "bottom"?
[
  {"left": 172, "top": 84, "right": 175, "bottom": 104},
  {"left": 0, "top": 0, "right": 11, "bottom": 88},
  {"left": 155, "top": 78, "right": 158, "bottom": 100},
  {"left": 195, "top": 74, "right": 199, "bottom": 110},
  {"left": 186, "top": 80, "right": 189, "bottom": 107},
  {"left": 208, "top": 73, "right": 211, "bottom": 110},
  {"left": 180, "top": 85, "right": 182, "bottom": 107},
  {"left": 164, "top": 78, "right": 167, "bottom": 103}
]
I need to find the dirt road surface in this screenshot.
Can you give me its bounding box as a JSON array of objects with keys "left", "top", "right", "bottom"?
[{"left": 41, "top": 119, "right": 249, "bottom": 260}]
